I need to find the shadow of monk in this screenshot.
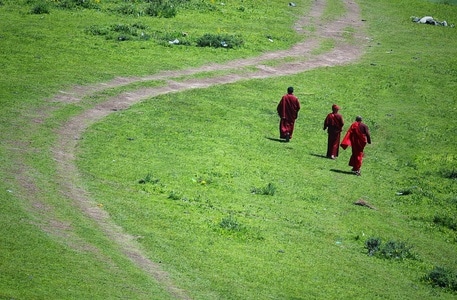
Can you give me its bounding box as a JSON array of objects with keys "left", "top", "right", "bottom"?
[
  {"left": 310, "top": 153, "right": 328, "bottom": 159},
  {"left": 330, "top": 169, "right": 357, "bottom": 175},
  {"left": 265, "top": 137, "right": 288, "bottom": 143}
]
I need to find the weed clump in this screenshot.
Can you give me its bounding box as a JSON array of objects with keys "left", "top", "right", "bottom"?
[
  {"left": 86, "top": 23, "right": 151, "bottom": 41},
  {"left": 219, "top": 215, "right": 244, "bottom": 232},
  {"left": 145, "top": 0, "right": 177, "bottom": 18},
  {"left": 365, "top": 237, "right": 381, "bottom": 256},
  {"left": 424, "top": 266, "right": 457, "bottom": 292},
  {"left": 365, "top": 237, "right": 416, "bottom": 260},
  {"left": 196, "top": 33, "right": 244, "bottom": 49},
  {"left": 56, "top": 0, "right": 100, "bottom": 10},
  {"left": 217, "top": 214, "right": 264, "bottom": 241},
  {"left": 107, "top": 0, "right": 182, "bottom": 17},
  {"left": 156, "top": 31, "right": 192, "bottom": 46},
  {"left": 442, "top": 168, "right": 457, "bottom": 179},
  {"left": 111, "top": 3, "right": 140, "bottom": 16},
  {"left": 138, "top": 173, "right": 159, "bottom": 184},
  {"left": 168, "top": 190, "right": 181, "bottom": 200},
  {"left": 433, "top": 215, "right": 457, "bottom": 231},
  {"left": 251, "top": 183, "right": 276, "bottom": 196}
]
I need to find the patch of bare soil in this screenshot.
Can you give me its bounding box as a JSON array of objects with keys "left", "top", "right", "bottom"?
[{"left": 47, "top": 1, "right": 368, "bottom": 298}]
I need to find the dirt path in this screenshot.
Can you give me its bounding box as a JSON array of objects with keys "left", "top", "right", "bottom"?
[{"left": 50, "top": 1, "right": 367, "bottom": 298}]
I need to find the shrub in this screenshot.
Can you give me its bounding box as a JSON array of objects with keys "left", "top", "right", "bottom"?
[
  {"left": 31, "top": 2, "right": 49, "bottom": 14},
  {"left": 433, "top": 215, "right": 457, "bottom": 231},
  {"left": 365, "top": 237, "right": 416, "bottom": 260},
  {"left": 365, "top": 237, "right": 382, "bottom": 256},
  {"left": 424, "top": 266, "right": 457, "bottom": 292},
  {"left": 196, "top": 33, "right": 243, "bottom": 49},
  {"left": 378, "top": 240, "right": 415, "bottom": 260}
]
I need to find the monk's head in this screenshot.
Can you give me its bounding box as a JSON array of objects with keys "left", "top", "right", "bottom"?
[
  {"left": 356, "top": 116, "right": 363, "bottom": 122},
  {"left": 287, "top": 86, "right": 294, "bottom": 94},
  {"left": 332, "top": 104, "right": 340, "bottom": 112}
]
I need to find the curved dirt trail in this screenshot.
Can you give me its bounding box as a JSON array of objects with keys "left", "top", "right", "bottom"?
[{"left": 51, "top": 1, "right": 367, "bottom": 298}]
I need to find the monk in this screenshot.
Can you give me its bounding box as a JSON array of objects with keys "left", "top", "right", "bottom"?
[
  {"left": 340, "top": 116, "right": 371, "bottom": 176},
  {"left": 323, "top": 104, "right": 344, "bottom": 159},
  {"left": 277, "top": 86, "right": 300, "bottom": 142}
]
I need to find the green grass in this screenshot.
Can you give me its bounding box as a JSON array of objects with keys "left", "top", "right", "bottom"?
[
  {"left": 1, "top": 0, "right": 457, "bottom": 299},
  {"left": 322, "top": 0, "right": 347, "bottom": 21},
  {"left": 77, "top": 72, "right": 457, "bottom": 298}
]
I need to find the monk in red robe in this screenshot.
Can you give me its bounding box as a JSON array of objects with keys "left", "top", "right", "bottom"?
[
  {"left": 340, "top": 116, "right": 371, "bottom": 176},
  {"left": 277, "top": 86, "right": 300, "bottom": 142},
  {"left": 323, "top": 104, "right": 344, "bottom": 159}
]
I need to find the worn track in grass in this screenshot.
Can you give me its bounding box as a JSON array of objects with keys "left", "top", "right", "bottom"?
[{"left": 43, "top": 1, "right": 368, "bottom": 298}]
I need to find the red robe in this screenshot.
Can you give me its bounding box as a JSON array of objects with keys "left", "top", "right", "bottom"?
[
  {"left": 324, "top": 112, "right": 344, "bottom": 158},
  {"left": 277, "top": 93, "right": 300, "bottom": 139},
  {"left": 341, "top": 121, "right": 370, "bottom": 171}
]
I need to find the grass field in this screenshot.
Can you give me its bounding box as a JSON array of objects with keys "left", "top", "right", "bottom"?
[{"left": 1, "top": 0, "right": 456, "bottom": 299}]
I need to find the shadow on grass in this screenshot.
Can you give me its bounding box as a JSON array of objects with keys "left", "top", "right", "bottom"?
[
  {"left": 310, "top": 153, "right": 328, "bottom": 159},
  {"left": 330, "top": 169, "right": 356, "bottom": 175},
  {"left": 265, "top": 136, "right": 288, "bottom": 143}
]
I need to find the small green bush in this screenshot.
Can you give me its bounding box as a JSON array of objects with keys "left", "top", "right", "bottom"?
[
  {"left": 196, "top": 33, "right": 244, "bottom": 49},
  {"left": 433, "top": 215, "right": 457, "bottom": 231},
  {"left": 379, "top": 240, "right": 415, "bottom": 260},
  {"left": 31, "top": 2, "right": 49, "bottom": 14},
  {"left": 424, "top": 266, "right": 457, "bottom": 292},
  {"left": 365, "top": 237, "right": 416, "bottom": 260},
  {"left": 365, "top": 237, "right": 382, "bottom": 256}
]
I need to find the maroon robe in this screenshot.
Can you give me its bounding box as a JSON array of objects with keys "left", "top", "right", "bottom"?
[
  {"left": 341, "top": 121, "right": 371, "bottom": 171},
  {"left": 324, "top": 112, "right": 344, "bottom": 158},
  {"left": 277, "top": 93, "right": 300, "bottom": 139}
]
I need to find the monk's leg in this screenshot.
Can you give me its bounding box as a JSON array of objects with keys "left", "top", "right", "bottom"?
[
  {"left": 333, "top": 132, "right": 341, "bottom": 157},
  {"left": 279, "top": 120, "right": 287, "bottom": 139},
  {"left": 327, "top": 132, "right": 340, "bottom": 158},
  {"left": 279, "top": 120, "right": 294, "bottom": 141},
  {"left": 288, "top": 121, "right": 295, "bottom": 139}
]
